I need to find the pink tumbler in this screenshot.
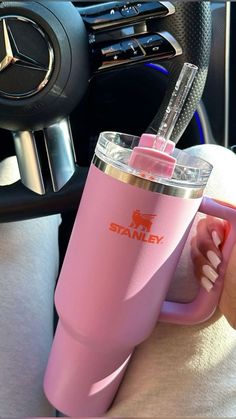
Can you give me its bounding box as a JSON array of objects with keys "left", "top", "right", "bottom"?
[{"left": 44, "top": 131, "right": 236, "bottom": 416}]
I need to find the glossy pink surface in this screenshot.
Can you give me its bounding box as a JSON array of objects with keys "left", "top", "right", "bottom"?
[
  {"left": 129, "top": 146, "right": 176, "bottom": 178},
  {"left": 139, "top": 133, "right": 175, "bottom": 154},
  {"left": 44, "top": 164, "right": 236, "bottom": 416}
]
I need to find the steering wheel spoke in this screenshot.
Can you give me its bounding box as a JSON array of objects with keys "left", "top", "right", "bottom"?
[{"left": 13, "top": 118, "right": 77, "bottom": 195}]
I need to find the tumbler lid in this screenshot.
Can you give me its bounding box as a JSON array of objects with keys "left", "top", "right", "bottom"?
[{"left": 95, "top": 131, "right": 213, "bottom": 190}]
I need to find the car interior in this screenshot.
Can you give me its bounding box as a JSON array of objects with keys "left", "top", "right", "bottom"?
[
  {"left": 0, "top": 1, "right": 235, "bottom": 416},
  {"left": 0, "top": 2, "right": 233, "bottom": 229}
]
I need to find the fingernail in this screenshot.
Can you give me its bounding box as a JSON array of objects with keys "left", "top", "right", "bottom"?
[
  {"left": 201, "top": 276, "right": 213, "bottom": 292},
  {"left": 212, "top": 231, "right": 222, "bottom": 248},
  {"left": 202, "top": 264, "right": 218, "bottom": 283},
  {"left": 206, "top": 250, "right": 221, "bottom": 269}
]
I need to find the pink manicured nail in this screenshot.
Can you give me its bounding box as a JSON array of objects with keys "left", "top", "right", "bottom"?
[
  {"left": 202, "top": 264, "right": 218, "bottom": 283},
  {"left": 206, "top": 250, "right": 221, "bottom": 269},
  {"left": 201, "top": 276, "right": 213, "bottom": 292},
  {"left": 212, "top": 231, "right": 221, "bottom": 248}
]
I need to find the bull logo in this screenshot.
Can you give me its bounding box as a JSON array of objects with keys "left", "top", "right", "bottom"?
[{"left": 129, "top": 210, "right": 156, "bottom": 233}]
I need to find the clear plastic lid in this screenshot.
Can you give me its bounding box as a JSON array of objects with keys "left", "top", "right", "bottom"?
[{"left": 95, "top": 132, "right": 213, "bottom": 189}]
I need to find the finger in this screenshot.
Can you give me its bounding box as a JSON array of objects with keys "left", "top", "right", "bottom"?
[
  {"left": 195, "top": 216, "right": 223, "bottom": 242},
  {"left": 194, "top": 220, "right": 222, "bottom": 268},
  {"left": 204, "top": 216, "right": 226, "bottom": 249},
  {"left": 195, "top": 216, "right": 225, "bottom": 248},
  {"left": 191, "top": 237, "right": 221, "bottom": 292}
]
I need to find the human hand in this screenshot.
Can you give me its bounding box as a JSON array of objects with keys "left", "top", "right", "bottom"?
[{"left": 191, "top": 216, "right": 236, "bottom": 328}]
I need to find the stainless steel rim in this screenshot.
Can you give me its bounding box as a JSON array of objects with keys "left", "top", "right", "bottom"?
[{"left": 93, "top": 156, "right": 204, "bottom": 199}]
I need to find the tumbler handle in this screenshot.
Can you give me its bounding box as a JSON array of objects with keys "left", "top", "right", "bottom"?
[{"left": 159, "top": 196, "right": 236, "bottom": 325}]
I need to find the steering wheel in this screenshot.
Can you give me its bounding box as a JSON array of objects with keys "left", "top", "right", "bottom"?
[{"left": 0, "top": 1, "right": 211, "bottom": 221}]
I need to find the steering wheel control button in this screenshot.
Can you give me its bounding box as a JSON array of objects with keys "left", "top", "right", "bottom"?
[
  {"left": 138, "top": 34, "right": 176, "bottom": 57},
  {"left": 120, "top": 5, "right": 139, "bottom": 18},
  {"left": 100, "top": 38, "right": 145, "bottom": 62},
  {"left": 93, "top": 32, "right": 181, "bottom": 70},
  {"left": 135, "top": 1, "right": 175, "bottom": 17},
  {"left": 78, "top": 1, "right": 175, "bottom": 30},
  {"left": 0, "top": 16, "right": 54, "bottom": 99},
  {"left": 120, "top": 39, "right": 145, "bottom": 58},
  {"left": 78, "top": 3, "right": 123, "bottom": 29}
]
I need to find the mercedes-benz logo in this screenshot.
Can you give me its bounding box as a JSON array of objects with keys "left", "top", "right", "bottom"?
[
  {"left": 0, "top": 16, "right": 54, "bottom": 99},
  {"left": 0, "top": 18, "right": 49, "bottom": 72}
]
